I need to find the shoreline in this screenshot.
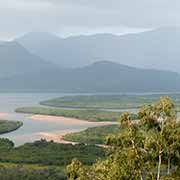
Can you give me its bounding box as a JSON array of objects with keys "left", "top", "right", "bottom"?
[
  {"left": 0, "top": 112, "right": 115, "bottom": 145},
  {"left": 37, "top": 130, "right": 81, "bottom": 145},
  {"left": 30, "top": 114, "right": 116, "bottom": 144},
  {"left": 30, "top": 114, "right": 116, "bottom": 126},
  {"left": 37, "top": 130, "right": 109, "bottom": 148}
]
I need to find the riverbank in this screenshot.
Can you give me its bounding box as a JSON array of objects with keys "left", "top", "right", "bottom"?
[
  {"left": 37, "top": 130, "right": 80, "bottom": 145},
  {"left": 30, "top": 114, "right": 116, "bottom": 125},
  {"left": 30, "top": 114, "right": 116, "bottom": 144}
]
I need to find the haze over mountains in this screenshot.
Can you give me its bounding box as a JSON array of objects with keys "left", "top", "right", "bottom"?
[
  {"left": 0, "top": 27, "right": 180, "bottom": 92},
  {"left": 0, "top": 60, "right": 180, "bottom": 93},
  {"left": 0, "top": 41, "right": 56, "bottom": 78},
  {"left": 17, "top": 27, "right": 180, "bottom": 72}
]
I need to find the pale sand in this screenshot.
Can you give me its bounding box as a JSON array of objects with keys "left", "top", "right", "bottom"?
[
  {"left": 37, "top": 130, "right": 110, "bottom": 148},
  {"left": 37, "top": 130, "right": 81, "bottom": 145},
  {"left": 31, "top": 114, "right": 116, "bottom": 145},
  {"left": 30, "top": 114, "right": 115, "bottom": 126},
  {"left": 0, "top": 113, "right": 9, "bottom": 119}
]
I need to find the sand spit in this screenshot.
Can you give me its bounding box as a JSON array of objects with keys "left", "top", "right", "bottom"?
[
  {"left": 37, "top": 130, "right": 81, "bottom": 145},
  {"left": 30, "top": 114, "right": 116, "bottom": 126},
  {"left": 31, "top": 114, "right": 116, "bottom": 145},
  {"left": 0, "top": 113, "right": 9, "bottom": 119}
]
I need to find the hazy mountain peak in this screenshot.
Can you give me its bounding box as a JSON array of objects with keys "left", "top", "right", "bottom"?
[
  {"left": 1, "top": 60, "right": 180, "bottom": 93},
  {"left": 155, "top": 26, "right": 180, "bottom": 32},
  {"left": 88, "top": 61, "right": 128, "bottom": 69},
  {"left": 64, "top": 33, "right": 119, "bottom": 40},
  {"left": 1, "top": 40, "right": 19, "bottom": 46},
  {"left": 16, "top": 32, "right": 61, "bottom": 42},
  {"left": 0, "top": 40, "right": 57, "bottom": 78},
  {"left": 83, "top": 61, "right": 140, "bottom": 74},
  {"left": 16, "top": 28, "right": 180, "bottom": 72},
  {"left": 91, "top": 60, "right": 117, "bottom": 66},
  {"left": 0, "top": 41, "right": 39, "bottom": 56}
]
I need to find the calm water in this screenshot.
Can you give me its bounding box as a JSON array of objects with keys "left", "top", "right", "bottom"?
[
  {"left": 0, "top": 93, "right": 98, "bottom": 146},
  {"left": 0, "top": 93, "right": 178, "bottom": 146}
]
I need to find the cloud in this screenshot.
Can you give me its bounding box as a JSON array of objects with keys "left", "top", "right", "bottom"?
[
  {"left": 15, "top": 0, "right": 180, "bottom": 27},
  {"left": 0, "top": 0, "right": 180, "bottom": 39}
]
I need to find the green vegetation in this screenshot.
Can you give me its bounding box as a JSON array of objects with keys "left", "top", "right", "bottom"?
[
  {"left": 66, "top": 97, "right": 180, "bottom": 180},
  {"left": 0, "top": 139, "right": 105, "bottom": 166},
  {"left": 15, "top": 107, "right": 137, "bottom": 122},
  {"left": 65, "top": 123, "right": 180, "bottom": 146},
  {"left": 0, "top": 164, "right": 66, "bottom": 180},
  {"left": 0, "top": 139, "right": 105, "bottom": 179},
  {"left": 2, "top": 95, "right": 180, "bottom": 179},
  {"left": 40, "top": 94, "right": 180, "bottom": 111},
  {"left": 0, "top": 120, "right": 22, "bottom": 134},
  {"left": 64, "top": 125, "right": 118, "bottom": 144}
]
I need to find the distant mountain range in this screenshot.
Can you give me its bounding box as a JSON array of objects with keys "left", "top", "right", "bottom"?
[
  {"left": 16, "top": 27, "right": 180, "bottom": 72},
  {"left": 0, "top": 27, "right": 180, "bottom": 92},
  {"left": 0, "top": 41, "right": 56, "bottom": 78},
  {"left": 0, "top": 61, "right": 180, "bottom": 93}
]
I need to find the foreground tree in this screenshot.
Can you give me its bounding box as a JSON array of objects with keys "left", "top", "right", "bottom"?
[
  {"left": 66, "top": 97, "right": 180, "bottom": 180},
  {"left": 139, "top": 97, "right": 180, "bottom": 180}
]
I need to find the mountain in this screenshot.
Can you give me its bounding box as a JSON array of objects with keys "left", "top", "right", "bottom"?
[
  {"left": 0, "top": 41, "right": 57, "bottom": 78},
  {"left": 0, "top": 61, "right": 180, "bottom": 93},
  {"left": 16, "top": 27, "right": 180, "bottom": 72},
  {"left": 18, "top": 32, "right": 60, "bottom": 42}
]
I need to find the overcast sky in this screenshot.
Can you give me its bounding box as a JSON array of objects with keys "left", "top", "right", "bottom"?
[{"left": 0, "top": 0, "right": 180, "bottom": 40}]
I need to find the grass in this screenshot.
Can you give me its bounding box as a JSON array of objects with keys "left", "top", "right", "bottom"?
[
  {"left": 15, "top": 107, "right": 137, "bottom": 122},
  {"left": 64, "top": 125, "right": 118, "bottom": 144},
  {"left": 0, "top": 120, "right": 23, "bottom": 134},
  {"left": 40, "top": 94, "right": 180, "bottom": 111}
]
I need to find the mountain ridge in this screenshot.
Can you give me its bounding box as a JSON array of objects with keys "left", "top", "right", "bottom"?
[
  {"left": 16, "top": 27, "right": 180, "bottom": 72},
  {"left": 0, "top": 41, "right": 59, "bottom": 78},
  {"left": 0, "top": 61, "right": 180, "bottom": 93}
]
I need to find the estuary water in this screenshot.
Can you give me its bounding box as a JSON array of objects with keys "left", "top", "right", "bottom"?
[
  {"left": 0, "top": 93, "right": 97, "bottom": 146},
  {"left": 0, "top": 93, "right": 178, "bottom": 146}
]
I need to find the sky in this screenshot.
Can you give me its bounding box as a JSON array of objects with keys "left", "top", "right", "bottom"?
[{"left": 0, "top": 0, "right": 180, "bottom": 40}]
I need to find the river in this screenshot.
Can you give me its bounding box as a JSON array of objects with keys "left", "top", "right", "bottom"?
[
  {"left": 0, "top": 93, "right": 97, "bottom": 146},
  {"left": 0, "top": 93, "right": 178, "bottom": 146}
]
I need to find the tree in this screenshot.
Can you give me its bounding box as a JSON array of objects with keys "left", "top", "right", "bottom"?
[
  {"left": 66, "top": 112, "right": 147, "bottom": 180},
  {"left": 66, "top": 159, "right": 84, "bottom": 180},
  {"left": 66, "top": 97, "right": 180, "bottom": 180},
  {"left": 138, "top": 97, "right": 180, "bottom": 180}
]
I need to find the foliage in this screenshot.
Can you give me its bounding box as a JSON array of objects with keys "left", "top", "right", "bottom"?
[
  {"left": 15, "top": 107, "right": 137, "bottom": 122},
  {"left": 0, "top": 139, "right": 105, "bottom": 166},
  {"left": 66, "top": 97, "right": 180, "bottom": 180},
  {"left": 66, "top": 159, "right": 83, "bottom": 180},
  {"left": 64, "top": 125, "right": 118, "bottom": 144},
  {"left": 0, "top": 165, "right": 66, "bottom": 180},
  {"left": 0, "top": 138, "right": 14, "bottom": 150}
]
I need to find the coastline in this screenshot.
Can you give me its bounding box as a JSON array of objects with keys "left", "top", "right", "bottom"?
[
  {"left": 0, "top": 112, "right": 115, "bottom": 145},
  {"left": 30, "top": 114, "right": 116, "bottom": 144},
  {"left": 37, "top": 130, "right": 81, "bottom": 145}
]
